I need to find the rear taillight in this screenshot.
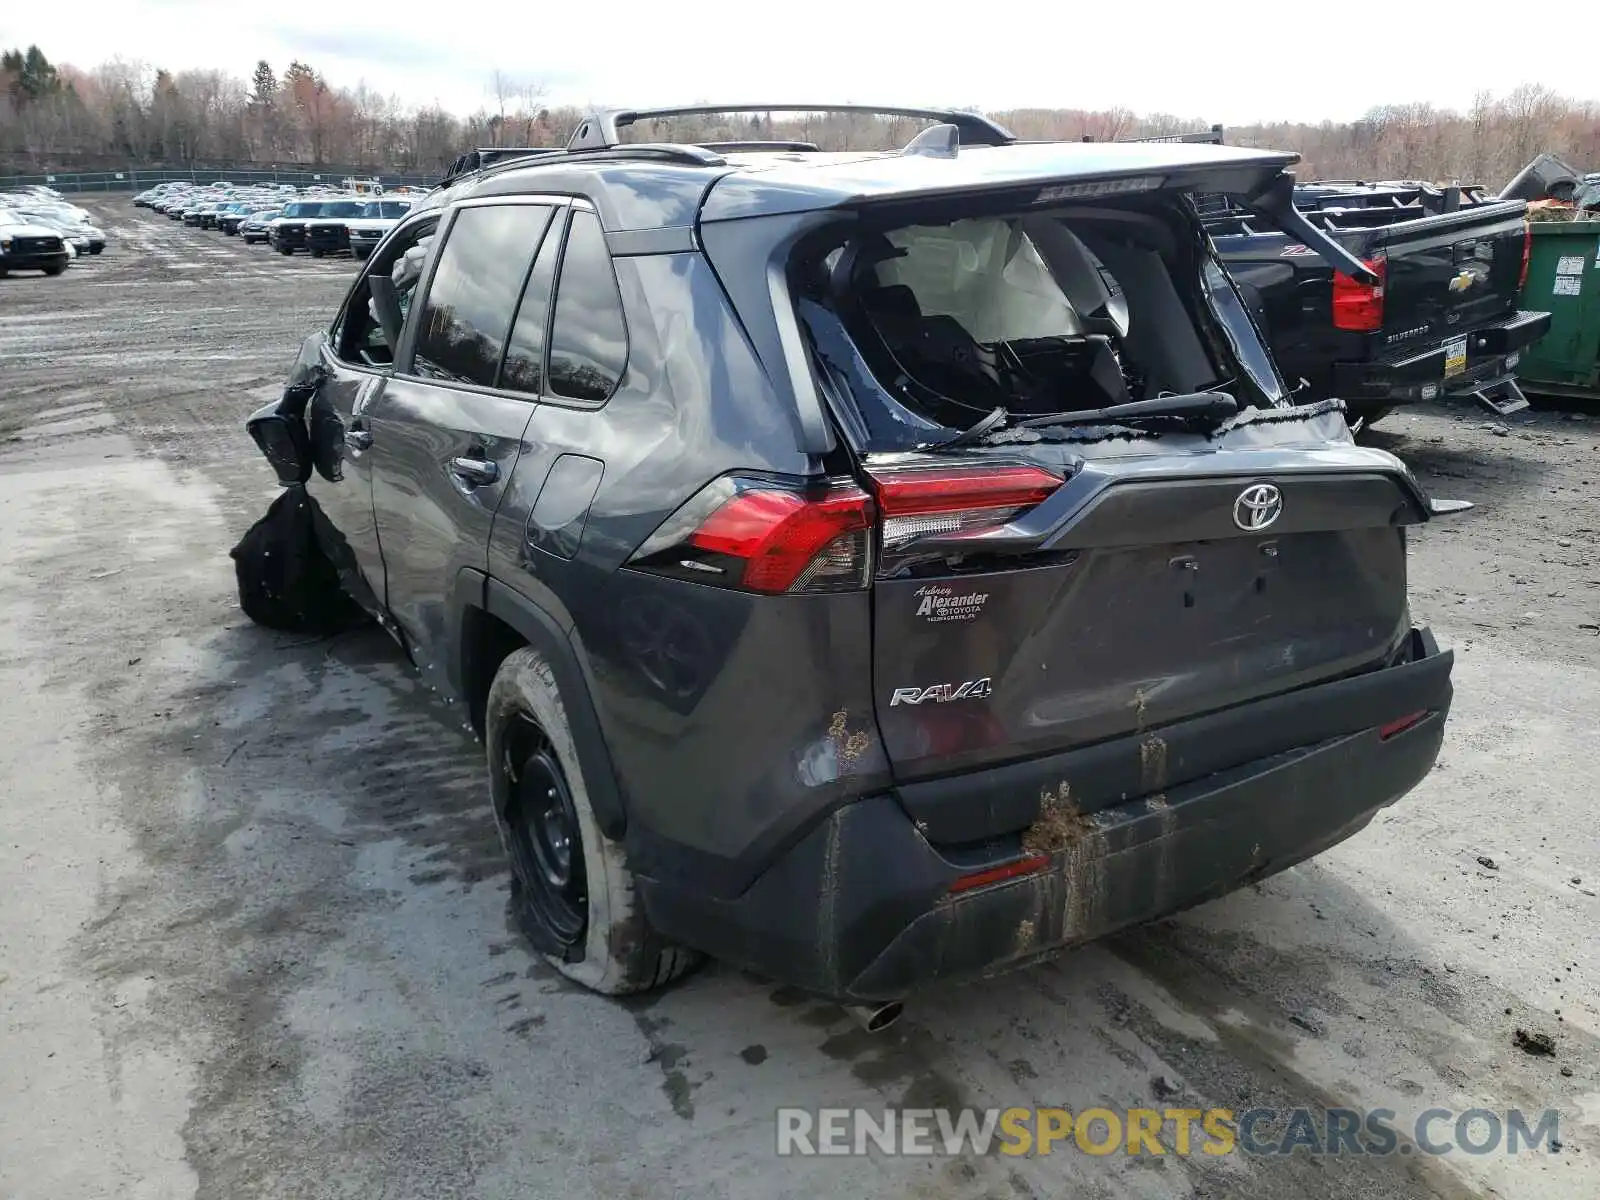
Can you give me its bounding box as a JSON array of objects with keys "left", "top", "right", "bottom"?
[
  {"left": 1519, "top": 223, "right": 1532, "bottom": 291},
  {"left": 632, "top": 464, "right": 1062, "bottom": 592},
  {"left": 1331, "top": 253, "right": 1387, "bottom": 332},
  {"left": 869, "top": 464, "right": 1062, "bottom": 553},
  {"left": 630, "top": 477, "right": 874, "bottom": 594}
]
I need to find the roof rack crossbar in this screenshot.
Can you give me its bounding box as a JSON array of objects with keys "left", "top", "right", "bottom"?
[{"left": 566, "top": 104, "right": 1016, "bottom": 151}]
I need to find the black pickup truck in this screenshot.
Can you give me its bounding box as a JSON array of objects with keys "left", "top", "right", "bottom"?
[{"left": 1203, "top": 179, "right": 1551, "bottom": 427}]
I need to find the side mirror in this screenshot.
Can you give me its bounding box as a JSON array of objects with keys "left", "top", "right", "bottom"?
[{"left": 246, "top": 401, "right": 313, "bottom": 486}]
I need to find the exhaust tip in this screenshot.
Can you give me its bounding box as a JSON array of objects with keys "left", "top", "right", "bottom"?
[{"left": 846, "top": 1001, "right": 905, "bottom": 1034}]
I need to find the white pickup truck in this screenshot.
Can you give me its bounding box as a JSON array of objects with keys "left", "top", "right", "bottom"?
[{"left": 341, "top": 199, "right": 415, "bottom": 261}]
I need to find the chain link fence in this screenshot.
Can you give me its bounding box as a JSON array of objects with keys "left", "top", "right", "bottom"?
[{"left": 0, "top": 165, "right": 439, "bottom": 194}]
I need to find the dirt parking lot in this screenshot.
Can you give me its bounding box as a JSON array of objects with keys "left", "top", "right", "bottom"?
[{"left": 2, "top": 197, "right": 1599, "bottom": 1200}]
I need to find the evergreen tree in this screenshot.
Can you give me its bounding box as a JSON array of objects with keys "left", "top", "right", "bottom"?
[
  {"left": 250, "top": 60, "right": 277, "bottom": 108},
  {"left": 1, "top": 44, "right": 62, "bottom": 105}
]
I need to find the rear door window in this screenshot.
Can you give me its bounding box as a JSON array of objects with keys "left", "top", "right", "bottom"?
[
  {"left": 499, "top": 211, "right": 566, "bottom": 397},
  {"left": 410, "top": 204, "right": 554, "bottom": 388},
  {"left": 546, "top": 210, "right": 629, "bottom": 403}
]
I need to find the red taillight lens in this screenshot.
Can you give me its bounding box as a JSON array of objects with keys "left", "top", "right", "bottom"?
[
  {"left": 1519, "top": 223, "right": 1532, "bottom": 291},
  {"left": 949, "top": 853, "right": 1052, "bottom": 894},
  {"left": 1378, "top": 710, "right": 1429, "bottom": 741},
  {"left": 869, "top": 464, "right": 1061, "bottom": 552},
  {"left": 632, "top": 478, "right": 874, "bottom": 594},
  {"left": 688, "top": 487, "right": 872, "bottom": 592},
  {"left": 1331, "top": 254, "right": 1387, "bottom": 332},
  {"left": 873, "top": 465, "right": 1064, "bottom": 516}
]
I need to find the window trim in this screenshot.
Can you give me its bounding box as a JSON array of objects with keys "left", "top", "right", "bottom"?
[
  {"left": 392, "top": 197, "right": 564, "bottom": 392},
  {"left": 494, "top": 205, "right": 570, "bottom": 398},
  {"left": 327, "top": 210, "right": 444, "bottom": 374},
  {"left": 541, "top": 200, "right": 632, "bottom": 410}
]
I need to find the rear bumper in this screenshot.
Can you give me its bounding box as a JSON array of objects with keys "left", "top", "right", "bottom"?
[
  {"left": 639, "top": 629, "right": 1452, "bottom": 1001},
  {"left": 1333, "top": 310, "right": 1551, "bottom": 407},
  {"left": 306, "top": 228, "right": 349, "bottom": 252}
]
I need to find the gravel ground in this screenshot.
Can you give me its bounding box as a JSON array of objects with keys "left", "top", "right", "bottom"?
[{"left": 1, "top": 197, "right": 1598, "bottom": 1200}]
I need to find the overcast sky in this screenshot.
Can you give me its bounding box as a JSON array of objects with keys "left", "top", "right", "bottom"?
[{"left": 2, "top": 2, "right": 1590, "bottom": 125}]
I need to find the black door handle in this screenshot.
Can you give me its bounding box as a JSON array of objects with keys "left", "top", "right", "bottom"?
[{"left": 449, "top": 456, "right": 499, "bottom": 487}]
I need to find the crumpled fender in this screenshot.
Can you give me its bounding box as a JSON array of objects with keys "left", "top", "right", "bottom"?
[
  {"left": 288, "top": 332, "right": 346, "bottom": 484},
  {"left": 245, "top": 332, "right": 337, "bottom": 486}
]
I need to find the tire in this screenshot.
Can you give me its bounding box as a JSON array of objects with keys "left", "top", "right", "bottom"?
[
  {"left": 486, "top": 646, "right": 700, "bottom": 995},
  {"left": 310, "top": 248, "right": 324, "bottom": 259},
  {"left": 353, "top": 247, "right": 371, "bottom": 262},
  {"left": 43, "top": 263, "right": 65, "bottom": 276},
  {"left": 279, "top": 246, "right": 293, "bottom": 256}
]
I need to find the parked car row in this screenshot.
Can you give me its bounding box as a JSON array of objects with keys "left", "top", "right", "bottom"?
[
  {"left": 136, "top": 180, "right": 417, "bottom": 262},
  {"left": 0, "top": 184, "right": 108, "bottom": 277}
]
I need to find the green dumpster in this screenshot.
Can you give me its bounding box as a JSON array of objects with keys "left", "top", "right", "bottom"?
[{"left": 1518, "top": 219, "right": 1600, "bottom": 399}]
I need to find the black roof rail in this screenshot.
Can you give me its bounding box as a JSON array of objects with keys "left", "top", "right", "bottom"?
[
  {"left": 439, "top": 146, "right": 562, "bottom": 186},
  {"left": 438, "top": 141, "right": 726, "bottom": 188},
  {"left": 566, "top": 104, "right": 1016, "bottom": 151},
  {"left": 562, "top": 143, "right": 728, "bottom": 167},
  {"left": 697, "top": 140, "right": 821, "bottom": 154}
]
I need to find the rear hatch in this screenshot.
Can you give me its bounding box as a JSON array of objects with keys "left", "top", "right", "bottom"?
[
  {"left": 777, "top": 174, "right": 1434, "bottom": 809},
  {"left": 860, "top": 429, "right": 1421, "bottom": 785}
]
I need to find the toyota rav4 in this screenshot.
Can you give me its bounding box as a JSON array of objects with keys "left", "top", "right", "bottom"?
[{"left": 243, "top": 105, "right": 1459, "bottom": 1009}]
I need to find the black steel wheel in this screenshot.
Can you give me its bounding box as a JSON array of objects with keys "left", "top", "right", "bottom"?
[
  {"left": 485, "top": 645, "right": 701, "bottom": 993},
  {"left": 501, "top": 712, "right": 587, "bottom": 957}
]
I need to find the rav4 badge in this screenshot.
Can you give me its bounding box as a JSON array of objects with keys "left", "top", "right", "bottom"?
[{"left": 890, "top": 678, "right": 994, "bottom": 707}]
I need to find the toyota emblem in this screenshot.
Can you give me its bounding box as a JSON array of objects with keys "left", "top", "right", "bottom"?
[{"left": 1233, "top": 483, "right": 1283, "bottom": 531}]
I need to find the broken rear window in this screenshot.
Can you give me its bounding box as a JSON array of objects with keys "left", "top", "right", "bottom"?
[{"left": 797, "top": 201, "right": 1272, "bottom": 450}]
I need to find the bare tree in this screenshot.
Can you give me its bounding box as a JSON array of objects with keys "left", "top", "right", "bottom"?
[{"left": 8, "top": 45, "right": 1597, "bottom": 187}]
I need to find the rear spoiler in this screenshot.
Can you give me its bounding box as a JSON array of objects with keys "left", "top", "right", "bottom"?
[{"left": 1107, "top": 125, "right": 1226, "bottom": 146}]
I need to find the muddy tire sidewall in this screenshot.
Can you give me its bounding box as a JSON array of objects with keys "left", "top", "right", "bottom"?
[{"left": 485, "top": 646, "right": 694, "bottom": 995}]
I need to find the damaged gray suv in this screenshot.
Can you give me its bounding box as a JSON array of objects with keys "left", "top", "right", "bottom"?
[{"left": 245, "top": 105, "right": 1459, "bottom": 1015}]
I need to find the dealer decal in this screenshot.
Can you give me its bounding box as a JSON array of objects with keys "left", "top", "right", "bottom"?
[{"left": 914, "top": 584, "right": 989, "bottom": 623}]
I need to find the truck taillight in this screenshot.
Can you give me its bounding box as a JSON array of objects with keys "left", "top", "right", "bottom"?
[
  {"left": 1519, "top": 223, "right": 1532, "bottom": 291},
  {"left": 868, "top": 464, "right": 1062, "bottom": 552},
  {"left": 630, "top": 477, "right": 874, "bottom": 594},
  {"left": 1331, "top": 254, "right": 1387, "bottom": 332}
]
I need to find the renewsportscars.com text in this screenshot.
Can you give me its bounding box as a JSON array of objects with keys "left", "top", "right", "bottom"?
[{"left": 775, "top": 1106, "right": 1562, "bottom": 1157}]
